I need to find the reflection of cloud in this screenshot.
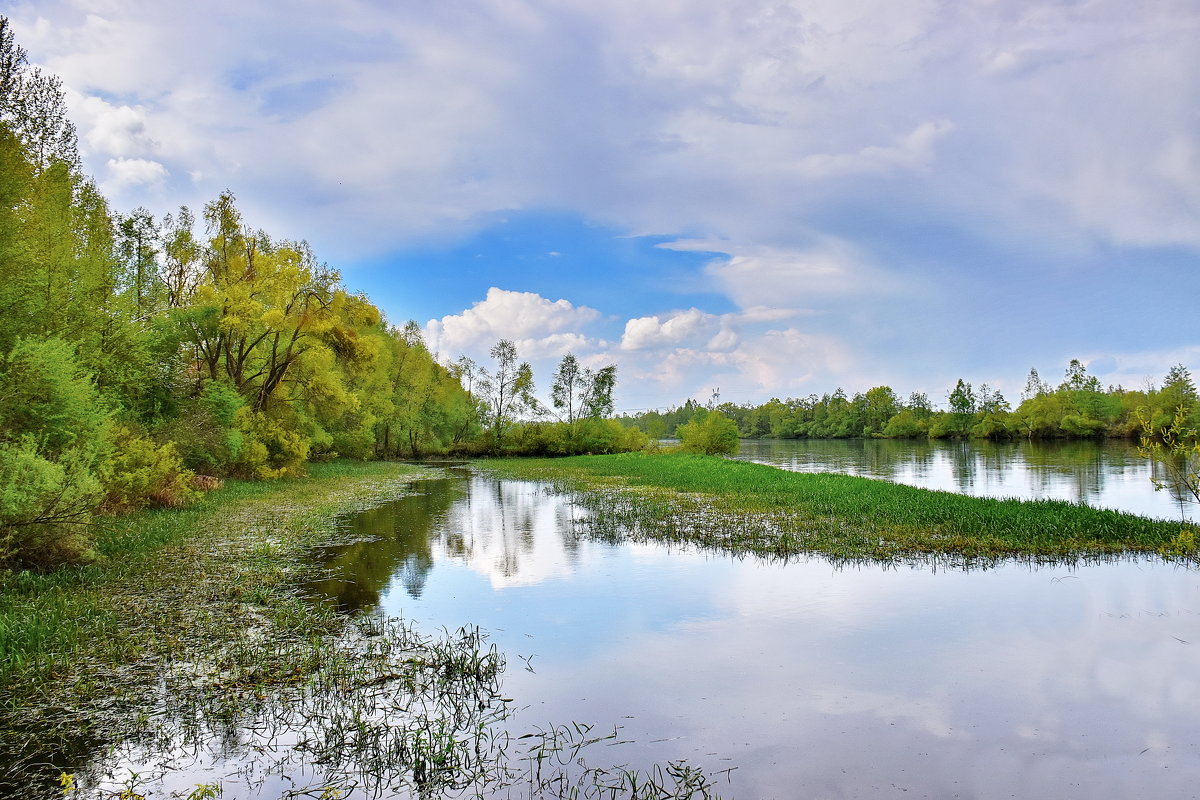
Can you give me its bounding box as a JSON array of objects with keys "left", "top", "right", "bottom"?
[
  {"left": 433, "top": 478, "right": 582, "bottom": 589},
  {"left": 513, "top": 554, "right": 1200, "bottom": 797}
]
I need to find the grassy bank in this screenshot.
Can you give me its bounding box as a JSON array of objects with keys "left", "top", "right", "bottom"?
[
  {"left": 485, "top": 453, "right": 1197, "bottom": 563},
  {"left": 0, "top": 460, "right": 454, "bottom": 797}
]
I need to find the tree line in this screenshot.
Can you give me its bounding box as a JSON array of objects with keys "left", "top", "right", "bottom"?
[
  {"left": 0, "top": 18, "right": 638, "bottom": 569},
  {"left": 621, "top": 360, "right": 1200, "bottom": 444}
]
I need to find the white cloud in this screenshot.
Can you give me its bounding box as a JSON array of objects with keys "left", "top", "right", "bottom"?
[
  {"left": 424, "top": 287, "right": 601, "bottom": 360},
  {"left": 659, "top": 237, "right": 899, "bottom": 311},
  {"left": 77, "top": 96, "right": 157, "bottom": 158},
  {"left": 792, "top": 120, "right": 955, "bottom": 179},
  {"left": 13, "top": 0, "right": 1198, "bottom": 256},
  {"left": 105, "top": 157, "right": 168, "bottom": 189},
  {"left": 620, "top": 308, "right": 717, "bottom": 351}
]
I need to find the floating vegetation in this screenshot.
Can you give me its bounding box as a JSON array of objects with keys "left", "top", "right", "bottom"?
[{"left": 483, "top": 453, "right": 1200, "bottom": 567}]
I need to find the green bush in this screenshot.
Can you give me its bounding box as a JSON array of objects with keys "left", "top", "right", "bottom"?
[
  {"left": 234, "top": 408, "right": 309, "bottom": 479},
  {"left": 100, "top": 426, "right": 199, "bottom": 511},
  {"left": 677, "top": 410, "right": 739, "bottom": 455},
  {"left": 0, "top": 338, "right": 112, "bottom": 568},
  {"left": 156, "top": 381, "right": 245, "bottom": 474},
  {"left": 0, "top": 438, "right": 102, "bottom": 568}
]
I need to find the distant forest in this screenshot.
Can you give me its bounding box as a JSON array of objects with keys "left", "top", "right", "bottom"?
[{"left": 619, "top": 361, "right": 1200, "bottom": 442}]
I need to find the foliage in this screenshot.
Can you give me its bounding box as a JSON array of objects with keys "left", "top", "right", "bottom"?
[
  {"left": 677, "top": 410, "right": 739, "bottom": 455},
  {"left": 476, "top": 340, "right": 538, "bottom": 451},
  {"left": 623, "top": 361, "right": 1197, "bottom": 448},
  {"left": 0, "top": 338, "right": 111, "bottom": 568},
  {"left": 1138, "top": 404, "right": 1199, "bottom": 509},
  {"left": 99, "top": 427, "right": 198, "bottom": 511}
]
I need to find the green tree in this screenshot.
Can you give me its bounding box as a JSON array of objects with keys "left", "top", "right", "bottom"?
[{"left": 477, "top": 340, "right": 537, "bottom": 451}]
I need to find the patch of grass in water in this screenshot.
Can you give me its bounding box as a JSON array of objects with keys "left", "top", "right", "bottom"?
[{"left": 484, "top": 453, "right": 1198, "bottom": 565}]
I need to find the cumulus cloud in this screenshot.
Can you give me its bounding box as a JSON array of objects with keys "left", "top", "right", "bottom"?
[
  {"left": 620, "top": 309, "right": 718, "bottom": 351},
  {"left": 105, "top": 157, "right": 168, "bottom": 189},
  {"left": 424, "top": 287, "right": 601, "bottom": 360},
  {"left": 77, "top": 96, "right": 157, "bottom": 157}
]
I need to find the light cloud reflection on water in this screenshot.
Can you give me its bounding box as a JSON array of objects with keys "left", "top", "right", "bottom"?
[{"left": 312, "top": 470, "right": 1200, "bottom": 798}]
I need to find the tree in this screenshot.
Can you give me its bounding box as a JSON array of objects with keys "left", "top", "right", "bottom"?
[
  {"left": 1059, "top": 359, "right": 1101, "bottom": 393},
  {"left": 477, "top": 340, "right": 537, "bottom": 450},
  {"left": 1021, "top": 367, "right": 1050, "bottom": 401},
  {"left": 115, "top": 207, "right": 161, "bottom": 317},
  {"left": 551, "top": 352, "right": 617, "bottom": 424},
  {"left": 1137, "top": 405, "right": 1199, "bottom": 512},
  {"left": 861, "top": 386, "right": 899, "bottom": 436}
]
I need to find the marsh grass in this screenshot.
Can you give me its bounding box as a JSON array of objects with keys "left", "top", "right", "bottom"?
[
  {"left": 484, "top": 453, "right": 1198, "bottom": 565},
  {"left": 0, "top": 460, "right": 727, "bottom": 799}
]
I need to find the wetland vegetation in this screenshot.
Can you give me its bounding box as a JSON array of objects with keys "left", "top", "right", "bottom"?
[{"left": 485, "top": 453, "right": 1198, "bottom": 564}]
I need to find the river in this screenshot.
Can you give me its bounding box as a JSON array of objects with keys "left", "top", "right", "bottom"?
[
  {"left": 731, "top": 438, "right": 1194, "bottom": 521},
  {"left": 302, "top": 463, "right": 1200, "bottom": 799}
]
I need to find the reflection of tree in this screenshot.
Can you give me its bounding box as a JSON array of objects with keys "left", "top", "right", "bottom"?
[
  {"left": 1019, "top": 441, "right": 1109, "bottom": 504},
  {"left": 308, "top": 478, "right": 461, "bottom": 611},
  {"left": 945, "top": 440, "right": 977, "bottom": 492}
]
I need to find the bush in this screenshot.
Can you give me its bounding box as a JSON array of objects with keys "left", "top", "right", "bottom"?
[
  {"left": 234, "top": 408, "right": 309, "bottom": 479},
  {"left": 677, "top": 410, "right": 739, "bottom": 455},
  {"left": 100, "top": 426, "right": 199, "bottom": 512},
  {"left": 0, "top": 338, "right": 112, "bottom": 568},
  {"left": 0, "top": 438, "right": 102, "bottom": 568},
  {"left": 155, "top": 381, "right": 245, "bottom": 474}
]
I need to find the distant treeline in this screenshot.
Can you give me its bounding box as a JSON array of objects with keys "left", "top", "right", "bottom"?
[
  {"left": 0, "top": 19, "right": 639, "bottom": 569},
  {"left": 619, "top": 361, "right": 1200, "bottom": 443}
]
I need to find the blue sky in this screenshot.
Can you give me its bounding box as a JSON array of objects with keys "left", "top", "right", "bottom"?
[{"left": 8, "top": 0, "right": 1199, "bottom": 411}]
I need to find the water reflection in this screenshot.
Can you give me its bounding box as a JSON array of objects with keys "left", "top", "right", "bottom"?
[
  {"left": 318, "top": 470, "right": 1200, "bottom": 799},
  {"left": 307, "top": 477, "right": 462, "bottom": 609},
  {"left": 732, "top": 438, "right": 1192, "bottom": 519}
]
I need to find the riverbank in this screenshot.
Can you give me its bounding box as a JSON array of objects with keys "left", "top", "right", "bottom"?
[
  {"left": 0, "top": 460, "right": 726, "bottom": 799},
  {"left": 0, "top": 460, "right": 491, "bottom": 798},
  {"left": 484, "top": 453, "right": 1197, "bottom": 563}
]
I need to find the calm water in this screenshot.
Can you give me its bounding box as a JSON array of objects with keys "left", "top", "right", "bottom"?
[
  {"left": 307, "top": 469, "right": 1200, "bottom": 799},
  {"left": 732, "top": 438, "right": 1195, "bottom": 521}
]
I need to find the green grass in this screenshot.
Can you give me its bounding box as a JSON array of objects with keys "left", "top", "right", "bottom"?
[
  {"left": 484, "top": 453, "right": 1197, "bottom": 563},
  {"left": 0, "top": 460, "right": 424, "bottom": 685}
]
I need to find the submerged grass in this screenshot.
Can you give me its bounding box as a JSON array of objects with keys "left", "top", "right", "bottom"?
[{"left": 484, "top": 453, "right": 1198, "bottom": 565}]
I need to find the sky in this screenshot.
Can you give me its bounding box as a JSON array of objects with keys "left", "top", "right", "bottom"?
[{"left": 6, "top": 0, "right": 1200, "bottom": 412}]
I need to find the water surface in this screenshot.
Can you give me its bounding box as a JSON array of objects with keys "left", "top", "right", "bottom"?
[
  {"left": 731, "top": 438, "right": 1194, "bottom": 520},
  {"left": 311, "top": 469, "right": 1200, "bottom": 799}
]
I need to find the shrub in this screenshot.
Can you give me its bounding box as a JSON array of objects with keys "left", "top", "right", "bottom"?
[
  {"left": 234, "top": 408, "right": 309, "bottom": 479},
  {"left": 0, "top": 338, "right": 111, "bottom": 568},
  {"left": 677, "top": 410, "right": 739, "bottom": 455},
  {"left": 155, "top": 381, "right": 245, "bottom": 474},
  {"left": 100, "top": 427, "right": 199, "bottom": 511},
  {"left": 0, "top": 438, "right": 102, "bottom": 568}
]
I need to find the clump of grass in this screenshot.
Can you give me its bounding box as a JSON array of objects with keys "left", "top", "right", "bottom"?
[{"left": 484, "top": 453, "right": 1199, "bottom": 565}]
